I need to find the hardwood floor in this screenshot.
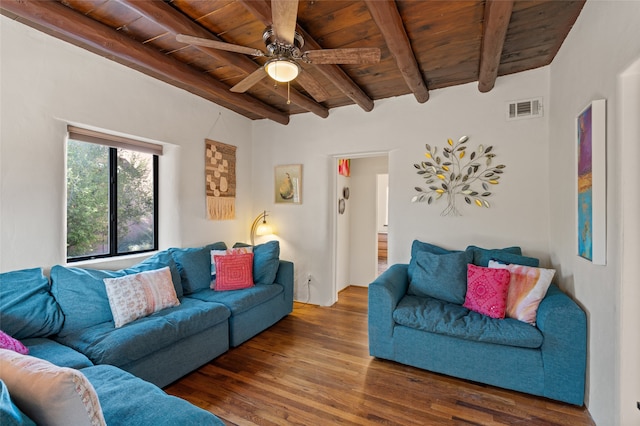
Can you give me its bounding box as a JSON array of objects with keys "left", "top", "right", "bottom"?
[{"left": 165, "top": 286, "right": 594, "bottom": 425}]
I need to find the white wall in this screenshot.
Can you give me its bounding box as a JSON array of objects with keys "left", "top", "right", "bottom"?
[
  {"left": 253, "top": 67, "right": 551, "bottom": 306},
  {"left": 619, "top": 58, "right": 640, "bottom": 426},
  {"left": 548, "top": 1, "right": 640, "bottom": 424},
  {"left": 0, "top": 16, "right": 254, "bottom": 272}
]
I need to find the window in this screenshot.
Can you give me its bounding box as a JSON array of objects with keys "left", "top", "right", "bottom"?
[{"left": 66, "top": 126, "right": 160, "bottom": 262}]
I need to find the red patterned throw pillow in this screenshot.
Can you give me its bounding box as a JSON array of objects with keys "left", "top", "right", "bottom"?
[
  {"left": 463, "top": 264, "right": 511, "bottom": 319},
  {"left": 214, "top": 253, "right": 254, "bottom": 291}
]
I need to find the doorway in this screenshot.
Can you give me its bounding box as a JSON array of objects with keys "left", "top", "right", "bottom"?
[
  {"left": 333, "top": 153, "right": 389, "bottom": 298},
  {"left": 376, "top": 173, "right": 389, "bottom": 276}
]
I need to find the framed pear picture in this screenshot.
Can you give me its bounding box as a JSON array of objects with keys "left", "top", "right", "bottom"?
[{"left": 275, "top": 164, "right": 302, "bottom": 204}]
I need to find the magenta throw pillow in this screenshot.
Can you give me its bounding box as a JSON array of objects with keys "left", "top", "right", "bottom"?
[
  {"left": 463, "top": 264, "right": 511, "bottom": 319},
  {"left": 214, "top": 253, "right": 254, "bottom": 291},
  {"left": 0, "top": 330, "right": 29, "bottom": 354}
]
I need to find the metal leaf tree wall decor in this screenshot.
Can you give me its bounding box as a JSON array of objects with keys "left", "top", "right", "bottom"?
[{"left": 411, "top": 136, "right": 506, "bottom": 216}]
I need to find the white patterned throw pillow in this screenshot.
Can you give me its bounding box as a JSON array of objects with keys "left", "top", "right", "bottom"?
[
  {"left": 104, "top": 266, "right": 180, "bottom": 328},
  {"left": 0, "top": 349, "right": 106, "bottom": 426}
]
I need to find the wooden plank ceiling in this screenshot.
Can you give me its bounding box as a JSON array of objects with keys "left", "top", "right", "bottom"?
[{"left": 1, "top": 0, "right": 585, "bottom": 125}]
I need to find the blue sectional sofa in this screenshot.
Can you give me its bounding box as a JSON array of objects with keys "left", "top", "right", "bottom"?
[
  {"left": 368, "top": 242, "right": 587, "bottom": 406},
  {"left": 0, "top": 240, "right": 294, "bottom": 424}
]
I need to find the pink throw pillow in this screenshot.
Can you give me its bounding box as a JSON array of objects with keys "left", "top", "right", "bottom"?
[
  {"left": 0, "top": 330, "right": 29, "bottom": 354},
  {"left": 463, "top": 264, "right": 511, "bottom": 319},
  {"left": 214, "top": 253, "right": 254, "bottom": 291},
  {"left": 210, "top": 247, "right": 253, "bottom": 288}
]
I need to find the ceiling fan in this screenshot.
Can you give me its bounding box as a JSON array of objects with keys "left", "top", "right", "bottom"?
[{"left": 176, "top": 0, "right": 380, "bottom": 102}]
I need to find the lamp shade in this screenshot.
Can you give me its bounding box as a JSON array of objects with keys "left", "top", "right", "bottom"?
[
  {"left": 265, "top": 59, "right": 300, "bottom": 83},
  {"left": 255, "top": 221, "right": 273, "bottom": 236},
  {"left": 250, "top": 210, "right": 274, "bottom": 246}
]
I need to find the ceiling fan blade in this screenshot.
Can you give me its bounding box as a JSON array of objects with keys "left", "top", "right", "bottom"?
[
  {"left": 304, "top": 48, "right": 381, "bottom": 65},
  {"left": 230, "top": 67, "right": 268, "bottom": 93},
  {"left": 295, "top": 70, "right": 330, "bottom": 103},
  {"left": 271, "top": 0, "right": 299, "bottom": 45},
  {"left": 176, "top": 34, "right": 264, "bottom": 57}
]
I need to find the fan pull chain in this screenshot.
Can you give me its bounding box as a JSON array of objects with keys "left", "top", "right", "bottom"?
[{"left": 287, "top": 82, "right": 291, "bottom": 105}]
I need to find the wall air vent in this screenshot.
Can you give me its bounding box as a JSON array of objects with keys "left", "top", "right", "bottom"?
[{"left": 507, "top": 98, "right": 543, "bottom": 120}]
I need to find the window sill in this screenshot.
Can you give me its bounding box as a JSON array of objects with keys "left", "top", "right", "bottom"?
[{"left": 66, "top": 251, "right": 159, "bottom": 269}]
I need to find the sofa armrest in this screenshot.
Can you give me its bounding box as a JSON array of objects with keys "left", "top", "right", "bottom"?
[
  {"left": 275, "top": 260, "right": 294, "bottom": 313},
  {"left": 536, "top": 284, "right": 587, "bottom": 405},
  {"left": 368, "top": 264, "right": 409, "bottom": 358}
]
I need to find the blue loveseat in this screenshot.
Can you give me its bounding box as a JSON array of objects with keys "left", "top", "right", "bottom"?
[
  {"left": 368, "top": 241, "right": 587, "bottom": 406},
  {"left": 0, "top": 240, "right": 293, "bottom": 424}
]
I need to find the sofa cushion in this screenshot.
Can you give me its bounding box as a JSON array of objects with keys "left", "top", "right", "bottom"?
[
  {"left": 463, "top": 264, "right": 511, "bottom": 319},
  {"left": 136, "top": 250, "right": 184, "bottom": 298},
  {"left": 410, "top": 239, "right": 458, "bottom": 257},
  {"left": 407, "top": 240, "right": 457, "bottom": 281},
  {"left": 234, "top": 241, "right": 280, "bottom": 285},
  {"left": 21, "top": 338, "right": 93, "bottom": 369},
  {"left": 393, "top": 295, "right": 543, "bottom": 349},
  {"left": 81, "top": 365, "right": 224, "bottom": 425},
  {"left": 489, "top": 261, "right": 555, "bottom": 325},
  {"left": 0, "top": 349, "right": 106, "bottom": 426},
  {"left": 214, "top": 253, "right": 254, "bottom": 291},
  {"left": 0, "top": 331, "right": 28, "bottom": 355},
  {"left": 50, "top": 265, "right": 113, "bottom": 337},
  {"left": 0, "top": 379, "right": 36, "bottom": 426},
  {"left": 189, "top": 284, "right": 283, "bottom": 316},
  {"left": 407, "top": 249, "right": 473, "bottom": 304},
  {"left": 0, "top": 268, "right": 63, "bottom": 339},
  {"left": 55, "top": 298, "right": 229, "bottom": 367},
  {"left": 104, "top": 267, "right": 180, "bottom": 328},
  {"left": 51, "top": 255, "right": 182, "bottom": 337},
  {"left": 466, "top": 245, "right": 538, "bottom": 267},
  {"left": 169, "top": 242, "right": 227, "bottom": 294}
]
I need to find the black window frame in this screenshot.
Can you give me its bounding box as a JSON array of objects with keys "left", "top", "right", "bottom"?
[{"left": 66, "top": 126, "right": 160, "bottom": 262}]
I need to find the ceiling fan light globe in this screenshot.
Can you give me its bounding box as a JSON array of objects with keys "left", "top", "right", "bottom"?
[{"left": 265, "top": 59, "right": 300, "bottom": 83}]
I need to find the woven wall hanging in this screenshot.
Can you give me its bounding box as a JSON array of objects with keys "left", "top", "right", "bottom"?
[{"left": 205, "top": 139, "right": 236, "bottom": 220}]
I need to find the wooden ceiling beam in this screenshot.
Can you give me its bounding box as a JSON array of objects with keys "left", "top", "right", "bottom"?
[
  {"left": 478, "top": 0, "right": 514, "bottom": 93},
  {"left": 0, "top": 0, "right": 289, "bottom": 125},
  {"left": 364, "top": 0, "right": 429, "bottom": 103},
  {"left": 239, "top": 0, "right": 375, "bottom": 112},
  {"left": 115, "top": 0, "right": 328, "bottom": 119}
]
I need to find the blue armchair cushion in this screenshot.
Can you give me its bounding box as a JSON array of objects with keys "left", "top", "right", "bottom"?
[
  {"left": 233, "top": 241, "right": 280, "bottom": 285},
  {"left": 466, "top": 245, "right": 538, "bottom": 267},
  {"left": 408, "top": 249, "right": 473, "bottom": 304},
  {"left": 410, "top": 239, "right": 458, "bottom": 257},
  {"left": 0, "top": 268, "right": 63, "bottom": 339},
  {"left": 407, "top": 240, "right": 460, "bottom": 281},
  {"left": 170, "top": 242, "right": 227, "bottom": 294},
  {"left": 393, "top": 295, "right": 543, "bottom": 349}
]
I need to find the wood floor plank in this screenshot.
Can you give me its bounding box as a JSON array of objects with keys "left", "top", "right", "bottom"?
[{"left": 165, "top": 286, "right": 594, "bottom": 425}]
